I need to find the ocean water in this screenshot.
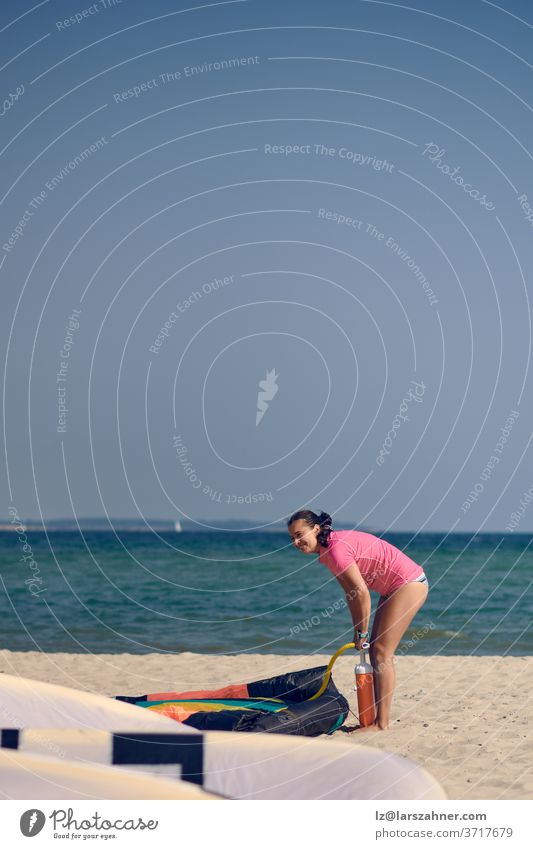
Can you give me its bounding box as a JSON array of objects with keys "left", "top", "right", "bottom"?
[{"left": 0, "top": 531, "right": 531, "bottom": 656}]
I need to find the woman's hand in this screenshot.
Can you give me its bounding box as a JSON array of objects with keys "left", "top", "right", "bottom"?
[{"left": 354, "top": 630, "right": 370, "bottom": 651}]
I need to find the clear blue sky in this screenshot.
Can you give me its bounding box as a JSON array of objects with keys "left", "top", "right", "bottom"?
[{"left": 1, "top": 0, "right": 532, "bottom": 532}]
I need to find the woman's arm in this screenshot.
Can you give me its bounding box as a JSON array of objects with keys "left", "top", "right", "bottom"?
[{"left": 336, "top": 563, "right": 371, "bottom": 644}]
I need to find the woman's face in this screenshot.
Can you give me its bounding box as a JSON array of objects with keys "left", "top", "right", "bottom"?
[{"left": 288, "top": 519, "right": 320, "bottom": 553}]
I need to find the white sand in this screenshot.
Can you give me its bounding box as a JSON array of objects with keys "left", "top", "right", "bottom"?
[{"left": 1, "top": 650, "right": 531, "bottom": 800}]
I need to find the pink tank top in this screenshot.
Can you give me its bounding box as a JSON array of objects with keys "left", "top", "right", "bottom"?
[{"left": 318, "top": 529, "right": 423, "bottom": 596}]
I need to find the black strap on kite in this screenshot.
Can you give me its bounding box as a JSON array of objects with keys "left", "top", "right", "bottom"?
[
  {"left": 111, "top": 732, "right": 204, "bottom": 785},
  {"left": 1, "top": 729, "right": 20, "bottom": 749}
]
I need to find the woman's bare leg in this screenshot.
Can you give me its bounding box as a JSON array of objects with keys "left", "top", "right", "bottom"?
[{"left": 360, "top": 582, "right": 428, "bottom": 731}]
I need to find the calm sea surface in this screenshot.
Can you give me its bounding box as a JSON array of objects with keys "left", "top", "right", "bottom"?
[{"left": 0, "top": 531, "right": 531, "bottom": 655}]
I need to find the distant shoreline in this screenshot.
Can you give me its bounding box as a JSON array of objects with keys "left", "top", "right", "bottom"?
[
  {"left": 0, "top": 519, "right": 377, "bottom": 533},
  {"left": 0, "top": 522, "right": 528, "bottom": 534}
]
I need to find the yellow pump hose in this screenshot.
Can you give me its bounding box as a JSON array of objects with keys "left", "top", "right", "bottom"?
[{"left": 307, "top": 642, "right": 356, "bottom": 701}]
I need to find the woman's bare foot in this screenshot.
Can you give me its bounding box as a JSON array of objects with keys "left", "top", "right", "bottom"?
[{"left": 354, "top": 722, "right": 389, "bottom": 732}]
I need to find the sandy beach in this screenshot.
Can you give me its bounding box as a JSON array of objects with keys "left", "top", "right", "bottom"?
[{"left": 1, "top": 650, "right": 531, "bottom": 800}]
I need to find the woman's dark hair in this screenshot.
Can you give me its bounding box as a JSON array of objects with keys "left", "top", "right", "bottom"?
[{"left": 287, "top": 509, "right": 333, "bottom": 547}]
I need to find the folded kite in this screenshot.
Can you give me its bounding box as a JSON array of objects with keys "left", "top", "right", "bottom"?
[{"left": 116, "top": 665, "right": 349, "bottom": 736}]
